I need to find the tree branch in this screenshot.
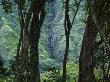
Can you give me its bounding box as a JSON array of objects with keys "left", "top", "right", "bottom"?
[
  {"left": 71, "top": 0, "right": 82, "bottom": 28},
  {"left": 92, "top": 13, "right": 110, "bottom": 52}
]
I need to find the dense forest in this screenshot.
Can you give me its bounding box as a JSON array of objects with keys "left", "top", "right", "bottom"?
[{"left": 0, "top": 0, "right": 110, "bottom": 82}]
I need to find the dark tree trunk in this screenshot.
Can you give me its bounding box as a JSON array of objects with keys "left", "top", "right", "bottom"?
[
  {"left": 78, "top": 14, "right": 97, "bottom": 82},
  {"left": 62, "top": 0, "right": 81, "bottom": 81},
  {"left": 91, "top": 1, "right": 110, "bottom": 81},
  {"left": 30, "top": 1, "right": 40, "bottom": 82},
  {"left": 15, "top": 0, "right": 32, "bottom": 81},
  {"left": 30, "top": 0, "right": 46, "bottom": 82},
  {"left": 16, "top": 0, "right": 26, "bottom": 81},
  {"left": 15, "top": 0, "right": 46, "bottom": 82},
  {"left": 62, "top": 0, "right": 70, "bottom": 82},
  {"left": 62, "top": 34, "right": 70, "bottom": 82},
  {"left": 30, "top": 18, "right": 40, "bottom": 82}
]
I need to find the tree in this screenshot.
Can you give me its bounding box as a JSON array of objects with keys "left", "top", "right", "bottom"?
[
  {"left": 79, "top": 0, "right": 110, "bottom": 82},
  {"left": 15, "top": 0, "right": 46, "bottom": 82},
  {"left": 29, "top": 0, "right": 46, "bottom": 82},
  {"left": 0, "top": 0, "right": 48, "bottom": 81},
  {"left": 62, "top": 0, "right": 81, "bottom": 82},
  {"left": 78, "top": 13, "right": 97, "bottom": 82},
  {"left": 15, "top": 0, "right": 32, "bottom": 82},
  {"left": 91, "top": 0, "right": 110, "bottom": 81}
]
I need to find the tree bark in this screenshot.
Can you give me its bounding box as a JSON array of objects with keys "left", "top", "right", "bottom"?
[
  {"left": 30, "top": 0, "right": 40, "bottom": 81},
  {"left": 62, "top": 0, "right": 81, "bottom": 82},
  {"left": 62, "top": 34, "right": 70, "bottom": 82},
  {"left": 30, "top": 0, "right": 46, "bottom": 82},
  {"left": 78, "top": 14, "right": 97, "bottom": 82},
  {"left": 62, "top": 0, "right": 70, "bottom": 82}
]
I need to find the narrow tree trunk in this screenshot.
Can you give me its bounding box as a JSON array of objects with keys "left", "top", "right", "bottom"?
[
  {"left": 78, "top": 14, "right": 97, "bottom": 82},
  {"left": 62, "top": 0, "right": 70, "bottom": 81},
  {"left": 16, "top": 0, "right": 25, "bottom": 81},
  {"left": 62, "top": 34, "right": 69, "bottom": 82}
]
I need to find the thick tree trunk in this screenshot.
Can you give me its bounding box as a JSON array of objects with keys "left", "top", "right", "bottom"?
[
  {"left": 30, "top": 1, "right": 40, "bottom": 82},
  {"left": 16, "top": 0, "right": 31, "bottom": 81},
  {"left": 30, "top": 0, "right": 46, "bottom": 82},
  {"left": 91, "top": 1, "right": 110, "bottom": 82},
  {"left": 15, "top": 0, "right": 46, "bottom": 82},
  {"left": 30, "top": 17, "right": 40, "bottom": 82},
  {"left": 78, "top": 14, "right": 97, "bottom": 82}
]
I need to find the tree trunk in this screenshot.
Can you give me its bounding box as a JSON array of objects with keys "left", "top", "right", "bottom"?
[
  {"left": 62, "top": 34, "right": 70, "bottom": 82},
  {"left": 62, "top": 0, "right": 70, "bottom": 81},
  {"left": 30, "top": 1, "right": 40, "bottom": 82},
  {"left": 30, "top": 0, "right": 46, "bottom": 82},
  {"left": 15, "top": 0, "right": 46, "bottom": 82},
  {"left": 62, "top": 0, "right": 80, "bottom": 81},
  {"left": 30, "top": 17, "right": 40, "bottom": 82},
  {"left": 78, "top": 14, "right": 97, "bottom": 82}
]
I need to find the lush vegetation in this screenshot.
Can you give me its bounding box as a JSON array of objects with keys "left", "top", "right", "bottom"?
[{"left": 0, "top": 0, "right": 110, "bottom": 82}]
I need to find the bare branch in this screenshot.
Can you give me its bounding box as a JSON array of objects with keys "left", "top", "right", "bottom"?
[{"left": 71, "top": 0, "right": 82, "bottom": 28}]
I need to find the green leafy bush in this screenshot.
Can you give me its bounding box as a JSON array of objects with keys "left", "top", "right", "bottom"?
[{"left": 41, "top": 67, "right": 61, "bottom": 82}]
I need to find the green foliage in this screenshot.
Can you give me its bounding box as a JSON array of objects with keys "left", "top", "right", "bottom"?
[
  {"left": 0, "top": 76, "right": 13, "bottom": 82},
  {"left": 40, "top": 58, "right": 61, "bottom": 72},
  {"left": 0, "top": 0, "right": 86, "bottom": 81},
  {"left": 1, "top": 0, "right": 12, "bottom": 13},
  {"left": 0, "top": 17, "right": 18, "bottom": 67},
  {"left": 66, "top": 63, "right": 79, "bottom": 80},
  {"left": 41, "top": 63, "right": 79, "bottom": 82},
  {"left": 41, "top": 68, "right": 61, "bottom": 82}
]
